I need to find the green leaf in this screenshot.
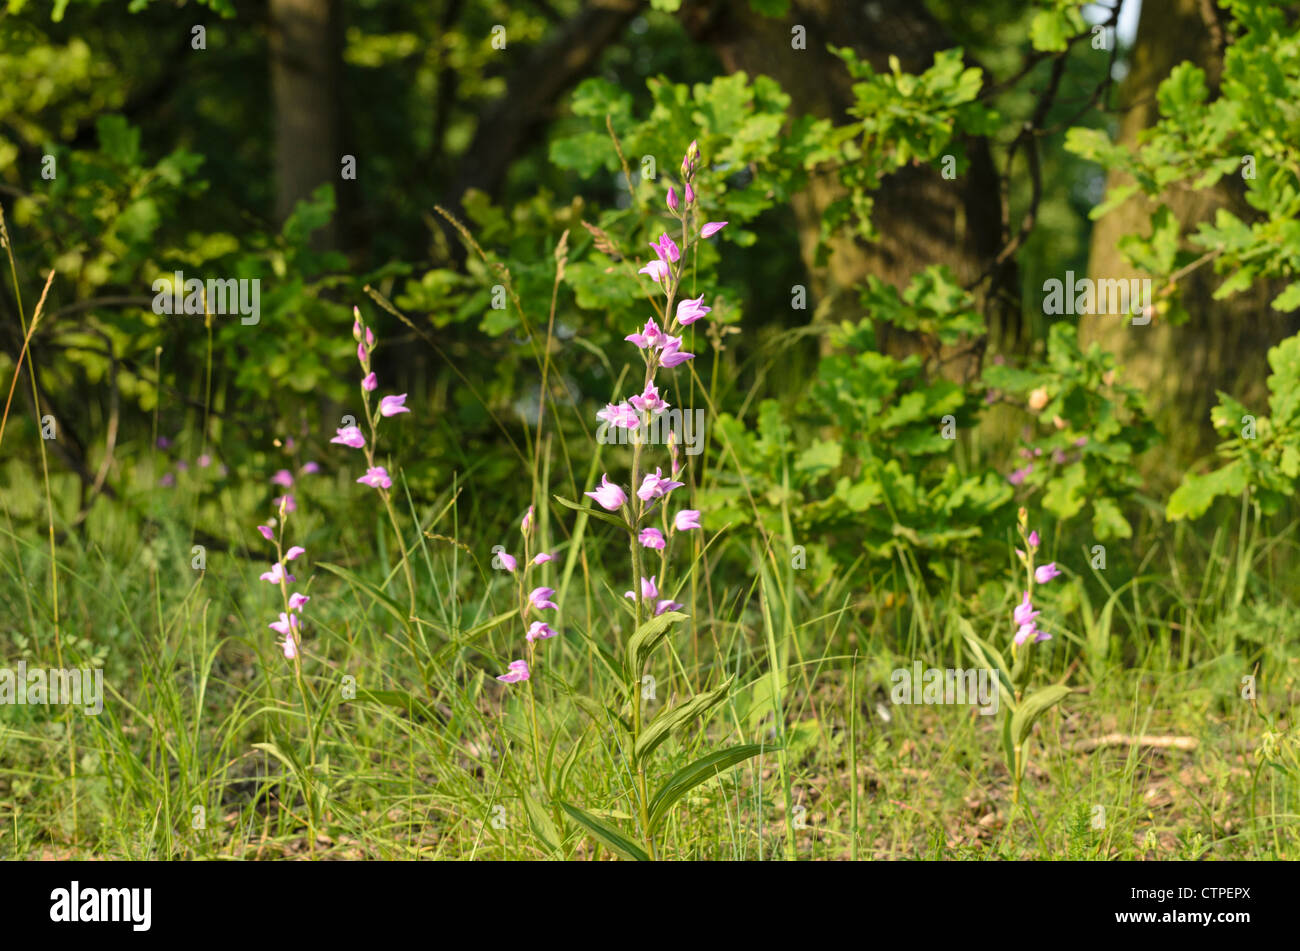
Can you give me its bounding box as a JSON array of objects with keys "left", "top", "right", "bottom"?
[
  {"left": 625, "top": 610, "right": 688, "bottom": 681},
  {"left": 316, "top": 562, "right": 411, "bottom": 628},
  {"left": 633, "top": 678, "right": 733, "bottom": 764},
  {"left": 558, "top": 801, "right": 649, "bottom": 861},
  {"left": 1010, "top": 684, "right": 1072, "bottom": 754},
  {"left": 647, "top": 743, "right": 770, "bottom": 832},
  {"left": 553, "top": 494, "right": 631, "bottom": 532},
  {"left": 1271, "top": 282, "right": 1300, "bottom": 312},
  {"left": 523, "top": 791, "right": 564, "bottom": 854},
  {"left": 356, "top": 688, "right": 438, "bottom": 722}
]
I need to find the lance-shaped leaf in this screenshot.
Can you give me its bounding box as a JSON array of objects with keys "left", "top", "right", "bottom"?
[
  {"left": 957, "top": 616, "right": 1016, "bottom": 713},
  {"left": 633, "top": 678, "right": 732, "bottom": 764},
  {"left": 558, "top": 801, "right": 649, "bottom": 861},
  {"left": 648, "top": 743, "right": 771, "bottom": 833},
  {"left": 625, "top": 610, "right": 688, "bottom": 680},
  {"left": 1010, "top": 683, "right": 1072, "bottom": 779}
]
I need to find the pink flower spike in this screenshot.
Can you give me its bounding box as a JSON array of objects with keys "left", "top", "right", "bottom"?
[
  {"left": 284, "top": 546, "right": 306, "bottom": 562},
  {"left": 700, "top": 221, "right": 728, "bottom": 238},
  {"left": 1035, "top": 562, "right": 1062, "bottom": 584},
  {"left": 257, "top": 525, "right": 274, "bottom": 542},
  {"left": 532, "top": 552, "right": 554, "bottom": 565},
  {"left": 676, "top": 295, "right": 711, "bottom": 325},
  {"left": 654, "top": 600, "right": 684, "bottom": 616},
  {"left": 379, "top": 394, "right": 409, "bottom": 417},
  {"left": 271, "top": 469, "right": 294, "bottom": 488},
  {"left": 584, "top": 474, "right": 628, "bottom": 511},
  {"left": 529, "top": 587, "right": 558, "bottom": 611},
  {"left": 527, "top": 621, "right": 557, "bottom": 642},
  {"left": 674, "top": 509, "right": 701, "bottom": 532},
  {"left": 497, "top": 660, "right": 530, "bottom": 684},
  {"left": 638, "top": 259, "right": 670, "bottom": 283},
  {"left": 362, "top": 372, "right": 378, "bottom": 392},
  {"left": 639, "top": 527, "right": 666, "bottom": 550},
  {"left": 357, "top": 467, "right": 392, "bottom": 489},
  {"left": 498, "top": 552, "right": 518, "bottom": 572},
  {"left": 330, "top": 426, "right": 366, "bottom": 449},
  {"left": 288, "top": 592, "right": 310, "bottom": 612}
]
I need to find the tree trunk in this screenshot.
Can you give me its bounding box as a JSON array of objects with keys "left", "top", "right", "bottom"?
[
  {"left": 1083, "top": 0, "right": 1295, "bottom": 457},
  {"left": 269, "top": 0, "right": 344, "bottom": 250}
]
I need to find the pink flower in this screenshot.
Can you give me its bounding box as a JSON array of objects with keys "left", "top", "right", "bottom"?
[
  {"left": 667, "top": 187, "right": 679, "bottom": 212},
  {"left": 1035, "top": 562, "right": 1062, "bottom": 584},
  {"left": 288, "top": 592, "right": 310, "bottom": 612},
  {"left": 331, "top": 426, "right": 366, "bottom": 449},
  {"left": 675, "top": 295, "right": 710, "bottom": 325},
  {"left": 532, "top": 552, "right": 553, "bottom": 565},
  {"left": 497, "top": 660, "right": 530, "bottom": 684},
  {"left": 160, "top": 473, "right": 174, "bottom": 487},
  {"left": 257, "top": 524, "right": 274, "bottom": 542},
  {"left": 700, "top": 221, "right": 727, "bottom": 238},
  {"left": 651, "top": 233, "right": 680, "bottom": 264},
  {"left": 1008, "top": 465, "right": 1032, "bottom": 486},
  {"left": 282, "top": 633, "right": 300, "bottom": 660},
  {"left": 285, "top": 546, "right": 306, "bottom": 562},
  {"left": 362, "top": 372, "right": 377, "bottom": 392},
  {"left": 301, "top": 461, "right": 320, "bottom": 474},
  {"left": 529, "top": 587, "right": 558, "bottom": 611},
  {"left": 674, "top": 509, "right": 701, "bottom": 532},
  {"left": 637, "top": 468, "right": 684, "bottom": 502},
  {"left": 597, "top": 401, "right": 640, "bottom": 430},
  {"left": 527, "top": 621, "right": 557, "bottom": 642},
  {"left": 659, "top": 336, "right": 694, "bottom": 368},
  {"left": 260, "top": 562, "right": 295, "bottom": 585},
  {"left": 584, "top": 474, "right": 627, "bottom": 511},
  {"left": 639, "top": 259, "right": 670, "bottom": 283},
  {"left": 625, "top": 318, "right": 667, "bottom": 350},
  {"left": 197, "top": 454, "right": 212, "bottom": 468},
  {"left": 1028, "top": 530, "right": 1040, "bottom": 548},
  {"left": 357, "top": 467, "right": 392, "bottom": 489},
  {"left": 521, "top": 505, "right": 533, "bottom": 535},
  {"left": 274, "top": 494, "right": 296, "bottom": 513},
  {"left": 624, "top": 576, "right": 658, "bottom": 601},
  {"left": 497, "top": 551, "right": 518, "bottom": 572},
  {"left": 379, "top": 394, "right": 409, "bottom": 417},
  {"left": 629, "top": 383, "right": 668, "bottom": 416},
  {"left": 639, "top": 527, "right": 666, "bottom": 550},
  {"left": 269, "top": 612, "right": 300, "bottom": 636},
  {"left": 654, "top": 600, "right": 683, "bottom": 616},
  {"left": 272, "top": 469, "right": 294, "bottom": 488},
  {"left": 1013, "top": 592, "right": 1039, "bottom": 628}
]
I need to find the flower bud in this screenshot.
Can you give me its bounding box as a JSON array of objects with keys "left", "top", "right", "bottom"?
[
  {"left": 667, "top": 187, "right": 679, "bottom": 213},
  {"left": 685, "top": 182, "right": 695, "bottom": 205}
]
